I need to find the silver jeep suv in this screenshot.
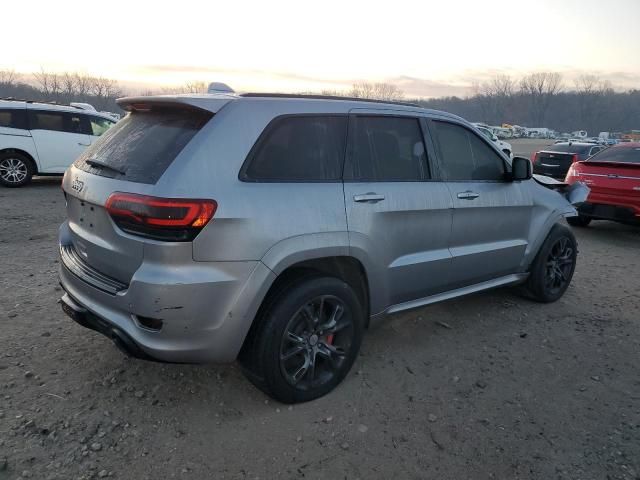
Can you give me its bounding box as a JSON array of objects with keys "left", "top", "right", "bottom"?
[{"left": 59, "top": 92, "right": 582, "bottom": 403}]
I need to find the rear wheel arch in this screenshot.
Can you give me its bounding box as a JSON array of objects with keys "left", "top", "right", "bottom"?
[
  {"left": 264, "top": 256, "right": 369, "bottom": 323},
  {"left": 239, "top": 255, "right": 371, "bottom": 361},
  {"left": 0, "top": 148, "right": 38, "bottom": 174}
]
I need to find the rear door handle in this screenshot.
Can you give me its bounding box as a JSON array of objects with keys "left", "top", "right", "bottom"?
[
  {"left": 353, "top": 193, "right": 385, "bottom": 203},
  {"left": 78, "top": 142, "right": 91, "bottom": 146},
  {"left": 457, "top": 191, "right": 480, "bottom": 200}
]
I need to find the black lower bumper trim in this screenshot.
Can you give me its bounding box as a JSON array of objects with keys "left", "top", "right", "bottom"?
[
  {"left": 578, "top": 203, "right": 639, "bottom": 223},
  {"left": 60, "top": 293, "right": 158, "bottom": 362}
]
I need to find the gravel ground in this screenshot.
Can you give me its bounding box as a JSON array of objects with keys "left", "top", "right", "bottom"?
[{"left": 1, "top": 164, "right": 639, "bottom": 480}]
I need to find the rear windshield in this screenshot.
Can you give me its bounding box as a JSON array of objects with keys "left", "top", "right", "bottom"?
[
  {"left": 74, "top": 108, "right": 213, "bottom": 184},
  {"left": 547, "top": 144, "right": 592, "bottom": 154},
  {"left": 588, "top": 146, "right": 640, "bottom": 164}
]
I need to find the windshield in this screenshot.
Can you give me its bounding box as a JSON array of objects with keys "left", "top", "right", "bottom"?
[{"left": 588, "top": 145, "right": 640, "bottom": 164}]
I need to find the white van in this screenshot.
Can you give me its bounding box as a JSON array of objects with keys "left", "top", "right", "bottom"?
[{"left": 0, "top": 100, "right": 117, "bottom": 187}]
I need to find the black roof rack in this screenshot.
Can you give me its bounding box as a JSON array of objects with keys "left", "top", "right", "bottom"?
[{"left": 239, "top": 93, "right": 421, "bottom": 108}]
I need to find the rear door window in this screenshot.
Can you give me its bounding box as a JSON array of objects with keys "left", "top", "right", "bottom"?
[
  {"left": 29, "top": 110, "right": 66, "bottom": 132},
  {"left": 74, "top": 108, "right": 213, "bottom": 184},
  {"left": 0, "top": 108, "right": 27, "bottom": 129},
  {"left": 344, "top": 116, "right": 428, "bottom": 181},
  {"left": 28, "top": 110, "right": 90, "bottom": 134},
  {"left": 242, "top": 115, "right": 347, "bottom": 181},
  {"left": 431, "top": 121, "right": 505, "bottom": 181}
]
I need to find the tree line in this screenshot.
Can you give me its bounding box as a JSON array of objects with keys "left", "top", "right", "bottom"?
[
  {"left": 0, "top": 69, "right": 122, "bottom": 112},
  {"left": 1, "top": 69, "right": 638, "bottom": 134},
  {"left": 418, "top": 73, "right": 639, "bottom": 135}
]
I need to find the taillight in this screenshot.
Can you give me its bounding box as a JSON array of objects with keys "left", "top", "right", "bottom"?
[
  {"left": 531, "top": 152, "right": 538, "bottom": 164},
  {"left": 571, "top": 154, "right": 579, "bottom": 163},
  {"left": 565, "top": 164, "right": 580, "bottom": 182},
  {"left": 105, "top": 193, "right": 217, "bottom": 242}
]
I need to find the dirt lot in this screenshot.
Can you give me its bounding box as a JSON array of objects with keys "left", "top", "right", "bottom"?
[{"left": 1, "top": 150, "right": 639, "bottom": 479}]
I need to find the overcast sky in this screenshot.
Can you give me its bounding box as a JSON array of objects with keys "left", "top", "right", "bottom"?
[{"left": 2, "top": 0, "right": 639, "bottom": 97}]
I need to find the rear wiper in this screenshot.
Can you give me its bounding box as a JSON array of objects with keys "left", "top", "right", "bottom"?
[{"left": 85, "top": 159, "right": 126, "bottom": 175}]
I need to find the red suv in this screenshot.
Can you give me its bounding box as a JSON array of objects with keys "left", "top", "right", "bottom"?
[{"left": 565, "top": 143, "right": 640, "bottom": 227}]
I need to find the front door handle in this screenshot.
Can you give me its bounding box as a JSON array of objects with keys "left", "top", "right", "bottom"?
[
  {"left": 78, "top": 142, "right": 91, "bottom": 147},
  {"left": 353, "top": 193, "right": 385, "bottom": 203},
  {"left": 457, "top": 191, "right": 480, "bottom": 200}
]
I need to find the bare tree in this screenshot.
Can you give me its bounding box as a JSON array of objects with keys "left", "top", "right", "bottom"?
[
  {"left": 349, "top": 82, "right": 404, "bottom": 101},
  {"left": 33, "top": 68, "right": 63, "bottom": 100},
  {"left": 91, "top": 76, "right": 122, "bottom": 109},
  {"left": 162, "top": 81, "right": 208, "bottom": 95},
  {"left": 74, "top": 73, "right": 93, "bottom": 98},
  {"left": 61, "top": 72, "right": 78, "bottom": 99},
  {"left": 0, "top": 69, "right": 19, "bottom": 87},
  {"left": 473, "top": 74, "right": 515, "bottom": 123},
  {"left": 574, "top": 74, "right": 613, "bottom": 129},
  {"left": 519, "top": 72, "right": 563, "bottom": 125}
]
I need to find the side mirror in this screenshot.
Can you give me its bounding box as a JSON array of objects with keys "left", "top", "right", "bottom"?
[
  {"left": 511, "top": 156, "right": 532, "bottom": 181},
  {"left": 492, "top": 135, "right": 499, "bottom": 142}
]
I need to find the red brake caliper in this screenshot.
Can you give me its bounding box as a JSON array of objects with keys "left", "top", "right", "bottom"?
[{"left": 326, "top": 334, "right": 334, "bottom": 345}]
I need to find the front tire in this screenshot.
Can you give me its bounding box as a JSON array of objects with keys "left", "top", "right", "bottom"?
[
  {"left": 0, "top": 152, "right": 34, "bottom": 187},
  {"left": 567, "top": 215, "right": 591, "bottom": 227},
  {"left": 240, "top": 276, "right": 364, "bottom": 403},
  {"left": 523, "top": 224, "right": 577, "bottom": 303}
]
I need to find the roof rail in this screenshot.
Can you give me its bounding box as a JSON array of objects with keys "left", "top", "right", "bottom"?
[
  {"left": 0, "top": 97, "right": 92, "bottom": 110},
  {"left": 239, "top": 93, "right": 421, "bottom": 108}
]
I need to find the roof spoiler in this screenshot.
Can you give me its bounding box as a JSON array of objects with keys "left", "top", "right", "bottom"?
[{"left": 116, "top": 94, "right": 235, "bottom": 113}]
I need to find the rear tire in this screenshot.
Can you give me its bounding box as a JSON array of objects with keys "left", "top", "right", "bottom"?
[
  {"left": 523, "top": 224, "right": 577, "bottom": 303},
  {"left": 0, "top": 152, "right": 34, "bottom": 187},
  {"left": 240, "top": 275, "right": 364, "bottom": 403},
  {"left": 567, "top": 215, "right": 591, "bottom": 227}
]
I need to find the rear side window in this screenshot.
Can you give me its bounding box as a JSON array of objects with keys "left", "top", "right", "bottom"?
[
  {"left": 0, "top": 108, "right": 27, "bottom": 129},
  {"left": 89, "top": 116, "right": 115, "bottom": 137},
  {"left": 74, "top": 108, "right": 213, "bottom": 184},
  {"left": 345, "top": 116, "right": 428, "bottom": 181},
  {"left": 242, "top": 116, "right": 347, "bottom": 181},
  {"left": 431, "top": 121, "right": 505, "bottom": 181},
  {"left": 28, "top": 110, "right": 89, "bottom": 134}
]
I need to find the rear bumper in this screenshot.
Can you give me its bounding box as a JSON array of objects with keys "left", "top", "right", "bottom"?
[
  {"left": 58, "top": 223, "right": 275, "bottom": 363},
  {"left": 579, "top": 191, "right": 640, "bottom": 221},
  {"left": 578, "top": 202, "right": 640, "bottom": 223},
  {"left": 60, "top": 293, "right": 158, "bottom": 361}
]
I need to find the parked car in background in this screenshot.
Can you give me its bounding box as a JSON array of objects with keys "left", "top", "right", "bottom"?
[
  {"left": 565, "top": 142, "right": 640, "bottom": 226},
  {"left": 532, "top": 142, "right": 606, "bottom": 179},
  {"left": 0, "top": 100, "right": 117, "bottom": 187},
  {"left": 475, "top": 125, "right": 513, "bottom": 157},
  {"left": 59, "top": 92, "right": 582, "bottom": 403}
]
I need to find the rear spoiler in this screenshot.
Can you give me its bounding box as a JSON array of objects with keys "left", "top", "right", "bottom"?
[
  {"left": 534, "top": 174, "right": 590, "bottom": 206},
  {"left": 116, "top": 94, "right": 236, "bottom": 113}
]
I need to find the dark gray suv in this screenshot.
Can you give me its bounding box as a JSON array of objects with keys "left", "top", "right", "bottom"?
[{"left": 59, "top": 93, "right": 582, "bottom": 402}]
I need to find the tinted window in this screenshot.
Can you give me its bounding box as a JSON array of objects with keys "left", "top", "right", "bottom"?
[
  {"left": 588, "top": 145, "right": 640, "bottom": 164},
  {"left": 28, "top": 110, "right": 89, "bottom": 134},
  {"left": 244, "top": 116, "right": 346, "bottom": 181},
  {"left": 431, "top": 121, "right": 505, "bottom": 181},
  {"left": 74, "top": 108, "right": 212, "bottom": 184},
  {"left": 29, "top": 111, "right": 65, "bottom": 132},
  {"left": 89, "top": 116, "right": 115, "bottom": 136},
  {"left": 548, "top": 144, "right": 592, "bottom": 155},
  {"left": 0, "top": 108, "right": 27, "bottom": 129},
  {"left": 345, "top": 116, "right": 427, "bottom": 181}
]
